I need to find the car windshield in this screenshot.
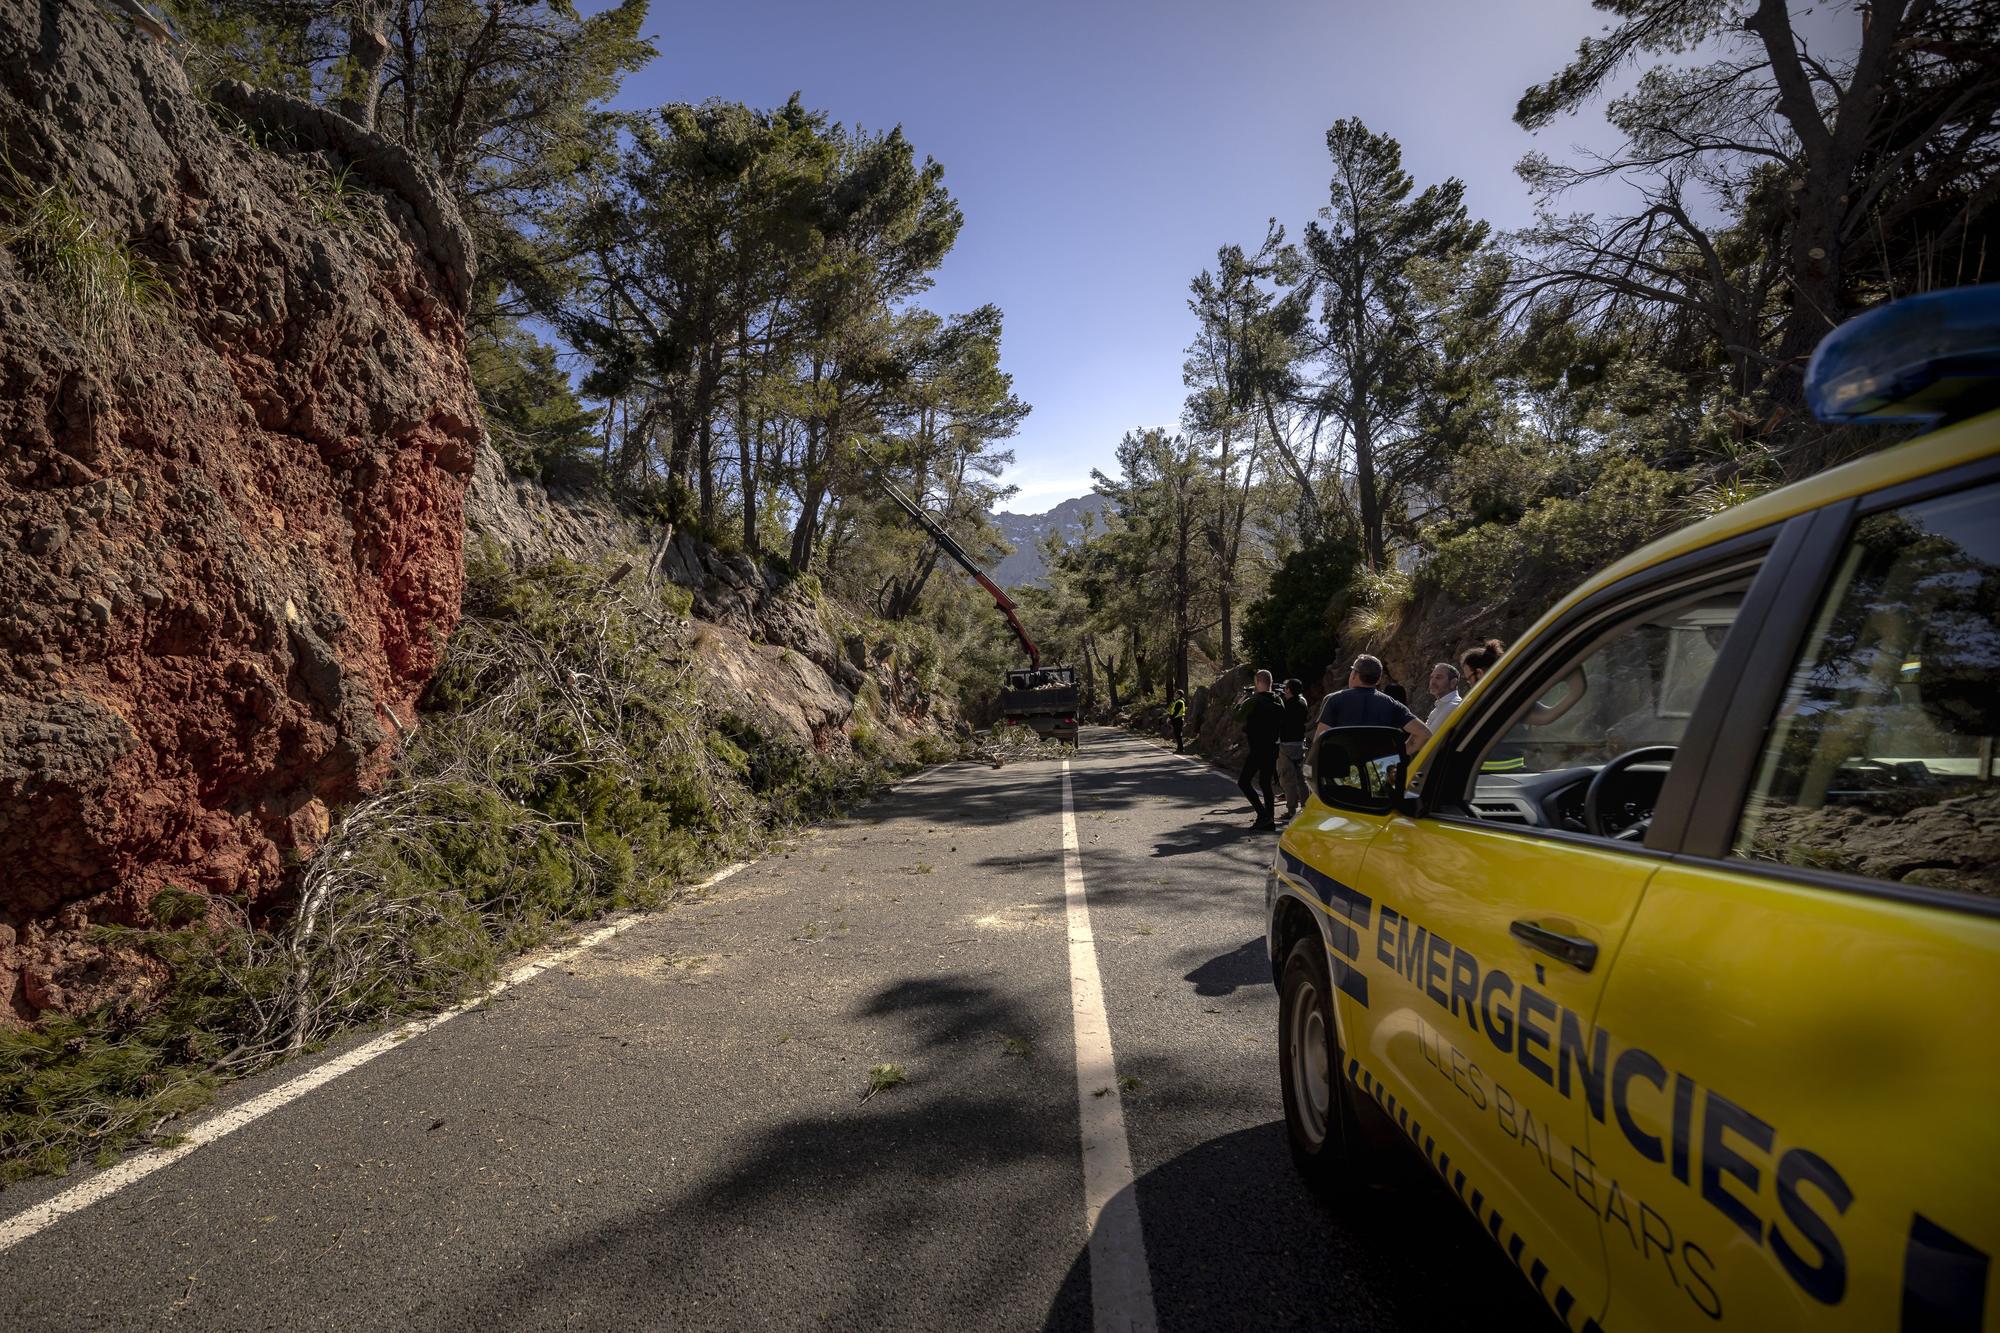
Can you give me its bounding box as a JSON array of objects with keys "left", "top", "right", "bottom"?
[{"left": 1474, "top": 589, "right": 1745, "bottom": 782}]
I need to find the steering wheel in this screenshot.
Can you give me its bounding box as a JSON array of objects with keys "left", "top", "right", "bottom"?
[{"left": 1584, "top": 746, "right": 1678, "bottom": 841}]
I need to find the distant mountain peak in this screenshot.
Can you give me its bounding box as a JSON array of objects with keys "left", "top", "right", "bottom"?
[{"left": 988, "top": 492, "right": 1109, "bottom": 588}]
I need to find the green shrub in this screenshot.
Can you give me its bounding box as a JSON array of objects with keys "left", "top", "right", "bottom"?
[
  {"left": 1416, "top": 458, "right": 1687, "bottom": 607},
  {"left": 1243, "top": 529, "right": 1363, "bottom": 685}
]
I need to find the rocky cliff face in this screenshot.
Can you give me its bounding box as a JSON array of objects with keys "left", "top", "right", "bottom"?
[{"left": 0, "top": 2, "right": 480, "bottom": 1022}]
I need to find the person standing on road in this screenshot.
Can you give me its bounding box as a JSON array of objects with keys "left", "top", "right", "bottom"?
[
  {"left": 1314, "top": 654, "right": 1432, "bottom": 753},
  {"left": 1169, "top": 690, "right": 1187, "bottom": 752},
  {"left": 1236, "top": 670, "right": 1284, "bottom": 830},
  {"left": 1425, "top": 662, "right": 1462, "bottom": 733},
  {"left": 1276, "top": 678, "right": 1309, "bottom": 819}
]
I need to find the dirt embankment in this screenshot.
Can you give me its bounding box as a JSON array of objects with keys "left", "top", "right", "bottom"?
[{"left": 0, "top": 0, "right": 479, "bottom": 1023}]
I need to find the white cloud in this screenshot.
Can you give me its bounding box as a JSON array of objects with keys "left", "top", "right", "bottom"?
[{"left": 997, "top": 460, "right": 1098, "bottom": 513}]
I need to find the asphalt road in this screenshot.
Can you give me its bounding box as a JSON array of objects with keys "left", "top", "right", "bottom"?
[{"left": 0, "top": 727, "right": 1550, "bottom": 1331}]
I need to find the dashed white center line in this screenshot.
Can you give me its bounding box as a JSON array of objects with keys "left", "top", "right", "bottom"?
[{"left": 1060, "top": 756, "right": 1160, "bottom": 1333}]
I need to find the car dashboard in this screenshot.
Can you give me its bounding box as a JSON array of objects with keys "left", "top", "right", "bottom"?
[{"left": 1463, "top": 764, "right": 1671, "bottom": 836}]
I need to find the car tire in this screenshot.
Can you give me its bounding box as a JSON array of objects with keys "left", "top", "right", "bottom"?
[{"left": 1278, "top": 934, "right": 1354, "bottom": 1191}]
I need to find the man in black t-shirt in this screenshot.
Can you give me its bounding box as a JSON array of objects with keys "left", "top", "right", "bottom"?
[
  {"left": 1236, "top": 669, "right": 1285, "bottom": 830},
  {"left": 1315, "top": 655, "right": 1433, "bottom": 751}
]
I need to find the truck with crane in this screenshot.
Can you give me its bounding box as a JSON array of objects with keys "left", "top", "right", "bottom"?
[{"left": 870, "top": 469, "right": 1079, "bottom": 746}]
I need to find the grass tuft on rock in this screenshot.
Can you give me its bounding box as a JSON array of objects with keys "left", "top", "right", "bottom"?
[{"left": 0, "top": 164, "right": 165, "bottom": 346}]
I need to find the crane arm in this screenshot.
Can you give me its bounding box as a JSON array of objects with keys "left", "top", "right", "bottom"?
[{"left": 872, "top": 470, "right": 1040, "bottom": 669}]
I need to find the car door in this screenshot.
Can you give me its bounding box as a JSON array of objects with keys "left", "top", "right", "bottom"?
[
  {"left": 1336, "top": 536, "right": 1782, "bottom": 1331},
  {"left": 1589, "top": 469, "right": 2000, "bottom": 1332}
]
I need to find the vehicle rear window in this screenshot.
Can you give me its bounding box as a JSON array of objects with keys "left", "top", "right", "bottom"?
[{"left": 1733, "top": 482, "right": 2000, "bottom": 901}]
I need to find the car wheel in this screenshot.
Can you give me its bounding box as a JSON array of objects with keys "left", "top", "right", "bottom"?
[{"left": 1278, "top": 934, "right": 1352, "bottom": 1189}]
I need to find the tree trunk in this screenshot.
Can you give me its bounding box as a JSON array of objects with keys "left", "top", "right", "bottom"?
[
  {"left": 737, "top": 313, "right": 758, "bottom": 554},
  {"left": 886, "top": 547, "right": 940, "bottom": 620},
  {"left": 1215, "top": 413, "right": 1236, "bottom": 670},
  {"left": 667, "top": 404, "right": 693, "bottom": 505},
  {"left": 697, "top": 412, "right": 715, "bottom": 532},
  {"left": 1747, "top": 0, "right": 1897, "bottom": 408},
  {"left": 1219, "top": 584, "right": 1233, "bottom": 673},
  {"left": 1353, "top": 409, "right": 1385, "bottom": 570},
  {"left": 335, "top": 1, "right": 391, "bottom": 130},
  {"left": 1257, "top": 389, "right": 1319, "bottom": 516},
  {"left": 790, "top": 474, "right": 825, "bottom": 571}
]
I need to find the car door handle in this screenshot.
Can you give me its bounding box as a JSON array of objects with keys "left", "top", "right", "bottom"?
[{"left": 1509, "top": 920, "right": 1599, "bottom": 973}]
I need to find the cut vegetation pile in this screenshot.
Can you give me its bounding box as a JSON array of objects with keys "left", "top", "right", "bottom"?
[{"left": 1, "top": 552, "right": 961, "bottom": 1181}]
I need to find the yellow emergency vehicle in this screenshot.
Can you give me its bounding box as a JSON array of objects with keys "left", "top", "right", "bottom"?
[{"left": 1268, "top": 286, "right": 2000, "bottom": 1332}]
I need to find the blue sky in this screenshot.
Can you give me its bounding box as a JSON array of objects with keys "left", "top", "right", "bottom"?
[{"left": 598, "top": 0, "right": 1634, "bottom": 511}]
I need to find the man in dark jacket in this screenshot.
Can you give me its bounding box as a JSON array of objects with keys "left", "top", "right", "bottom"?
[{"left": 1236, "top": 669, "right": 1284, "bottom": 830}]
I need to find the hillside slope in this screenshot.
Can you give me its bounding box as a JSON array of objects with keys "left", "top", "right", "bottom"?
[
  {"left": 465, "top": 443, "right": 953, "bottom": 755},
  {"left": 0, "top": 2, "right": 958, "bottom": 1051}
]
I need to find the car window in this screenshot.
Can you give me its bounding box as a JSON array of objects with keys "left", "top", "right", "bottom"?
[
  {"left": 1733, "top": 482, "right": 2000, "bottom": 899},
  {"left": 1473, "top": 588, "right": 1745, "bottom": 778}
]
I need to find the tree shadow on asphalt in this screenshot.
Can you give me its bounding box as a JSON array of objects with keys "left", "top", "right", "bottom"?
[
  {"left": 1058, "top": 831, "right": 1273, "bottom": 924},
  {"left": 1148, "top": 819, "right": 1272, "bottom": 859},
  {"left": 446, "top": 970, "right": 1092, "bottom": 1330},
  {"left": 1042, "top": 1122, "right": 1557, "bottom": 1332},
  {"left": 1182, "top": 939, "right": 1269, "bottom": 997},
  {"left": 858, "top": 975, "right": 1044, "bottom": 1051}
]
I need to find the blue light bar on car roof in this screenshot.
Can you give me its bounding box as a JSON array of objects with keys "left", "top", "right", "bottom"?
[{"left": 1807, "top": 285, "right": 2000, "bottom": 424}]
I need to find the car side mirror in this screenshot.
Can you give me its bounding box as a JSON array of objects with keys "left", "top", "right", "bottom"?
[{"left": 1308, "top": 726, "right": 1409, "bottom": 815}]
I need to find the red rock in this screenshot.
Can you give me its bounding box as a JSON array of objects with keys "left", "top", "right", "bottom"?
[{"left": 0, "top": 0, "right": 479, "bottom": 1023}]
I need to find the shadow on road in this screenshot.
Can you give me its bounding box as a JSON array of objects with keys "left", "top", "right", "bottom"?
[
  {"left": 1043, "top": 1122, "right": 1557, "bottom": 1332},
  {"left": 1148, "top": 818, "right": 1271, "bottom": 859},
  {"left": 859, "top": 975, "right": 1039, "bottom": 1050},
  {"left": 444, "top": 969, "right": 1092, "bottom": 1330},
  {"left": 1181, "top": 939, "right": 1269, "bottom": 997}
]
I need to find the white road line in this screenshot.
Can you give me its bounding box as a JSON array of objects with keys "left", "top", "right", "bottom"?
[
  {"left": 889, "top": 760, "right": 959, "bottom": 793},
  {"left": 0, "top": 859, "right": 751, "bottom": 1255},
  {"left": 1127, "top": 733, "right": 1240, "bottom": 784},
  {"left": 1060, "top": 757, "right": 1160, "bottom": 1333}
]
